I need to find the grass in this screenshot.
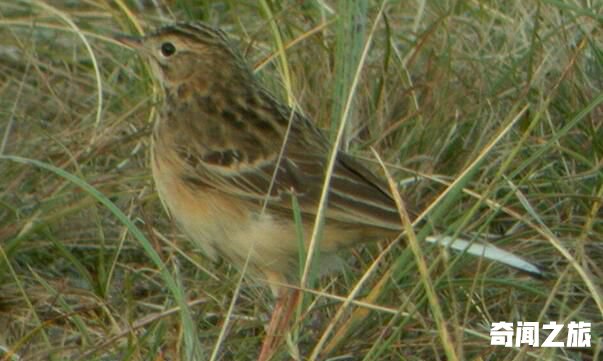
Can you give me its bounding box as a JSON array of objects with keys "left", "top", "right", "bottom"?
[{"left": 0, "top": 0, "right": 601, "bottom": 360}]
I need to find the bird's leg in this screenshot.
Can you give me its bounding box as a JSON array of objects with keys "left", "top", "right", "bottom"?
[{"left": 257, "top": 287, "right": 300, "bottom": 361}]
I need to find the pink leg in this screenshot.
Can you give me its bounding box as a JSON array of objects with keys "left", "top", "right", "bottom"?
[{"left": 257, "top": 288, "right": 300, "bottom": 361}]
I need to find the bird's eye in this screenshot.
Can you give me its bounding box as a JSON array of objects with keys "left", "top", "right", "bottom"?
[{"left": 160, "top": 42, "right": 176, "bottom": 57}]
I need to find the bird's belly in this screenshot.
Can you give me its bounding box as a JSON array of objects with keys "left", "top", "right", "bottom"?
[{"left": 151, "top": 152, "right": 298, "bottom": 277}]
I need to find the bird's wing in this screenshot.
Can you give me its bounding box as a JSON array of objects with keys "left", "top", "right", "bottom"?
[{"left": 178, "top": 128, "right": 403, "bottom": 231}]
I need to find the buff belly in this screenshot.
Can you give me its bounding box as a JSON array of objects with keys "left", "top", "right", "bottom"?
[{"left": 151, "top": 150, "right": 302, "bottom": 280}]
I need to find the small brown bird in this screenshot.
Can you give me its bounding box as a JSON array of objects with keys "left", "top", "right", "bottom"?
[
  {"left": 119, "top": 22, "right": 403, "bottom": 271},
  {"left": 115, "top": 21, "right": 405, "bottom": 358},
  {"left": 114, "top": 21, "right": 539, "bottom": 359}
]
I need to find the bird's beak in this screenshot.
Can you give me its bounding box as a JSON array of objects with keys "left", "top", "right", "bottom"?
[{"left": 113, "top": 33, "right": 144, "bottom": 49}]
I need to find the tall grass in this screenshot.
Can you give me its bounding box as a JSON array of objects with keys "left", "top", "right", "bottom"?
[{"left": 0, "top": 1, "right": 601, "bottom": 360}]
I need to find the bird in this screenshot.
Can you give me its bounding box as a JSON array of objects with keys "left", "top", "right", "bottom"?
[
  {"left": 115, "top": 22, "right": 405, "bottom": 267},
  {"left": 114, "top": 21, "right": 405, "bottom": 359},
  {"left": 113, "top": 21, "right": 538, "bottom": 360}
]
